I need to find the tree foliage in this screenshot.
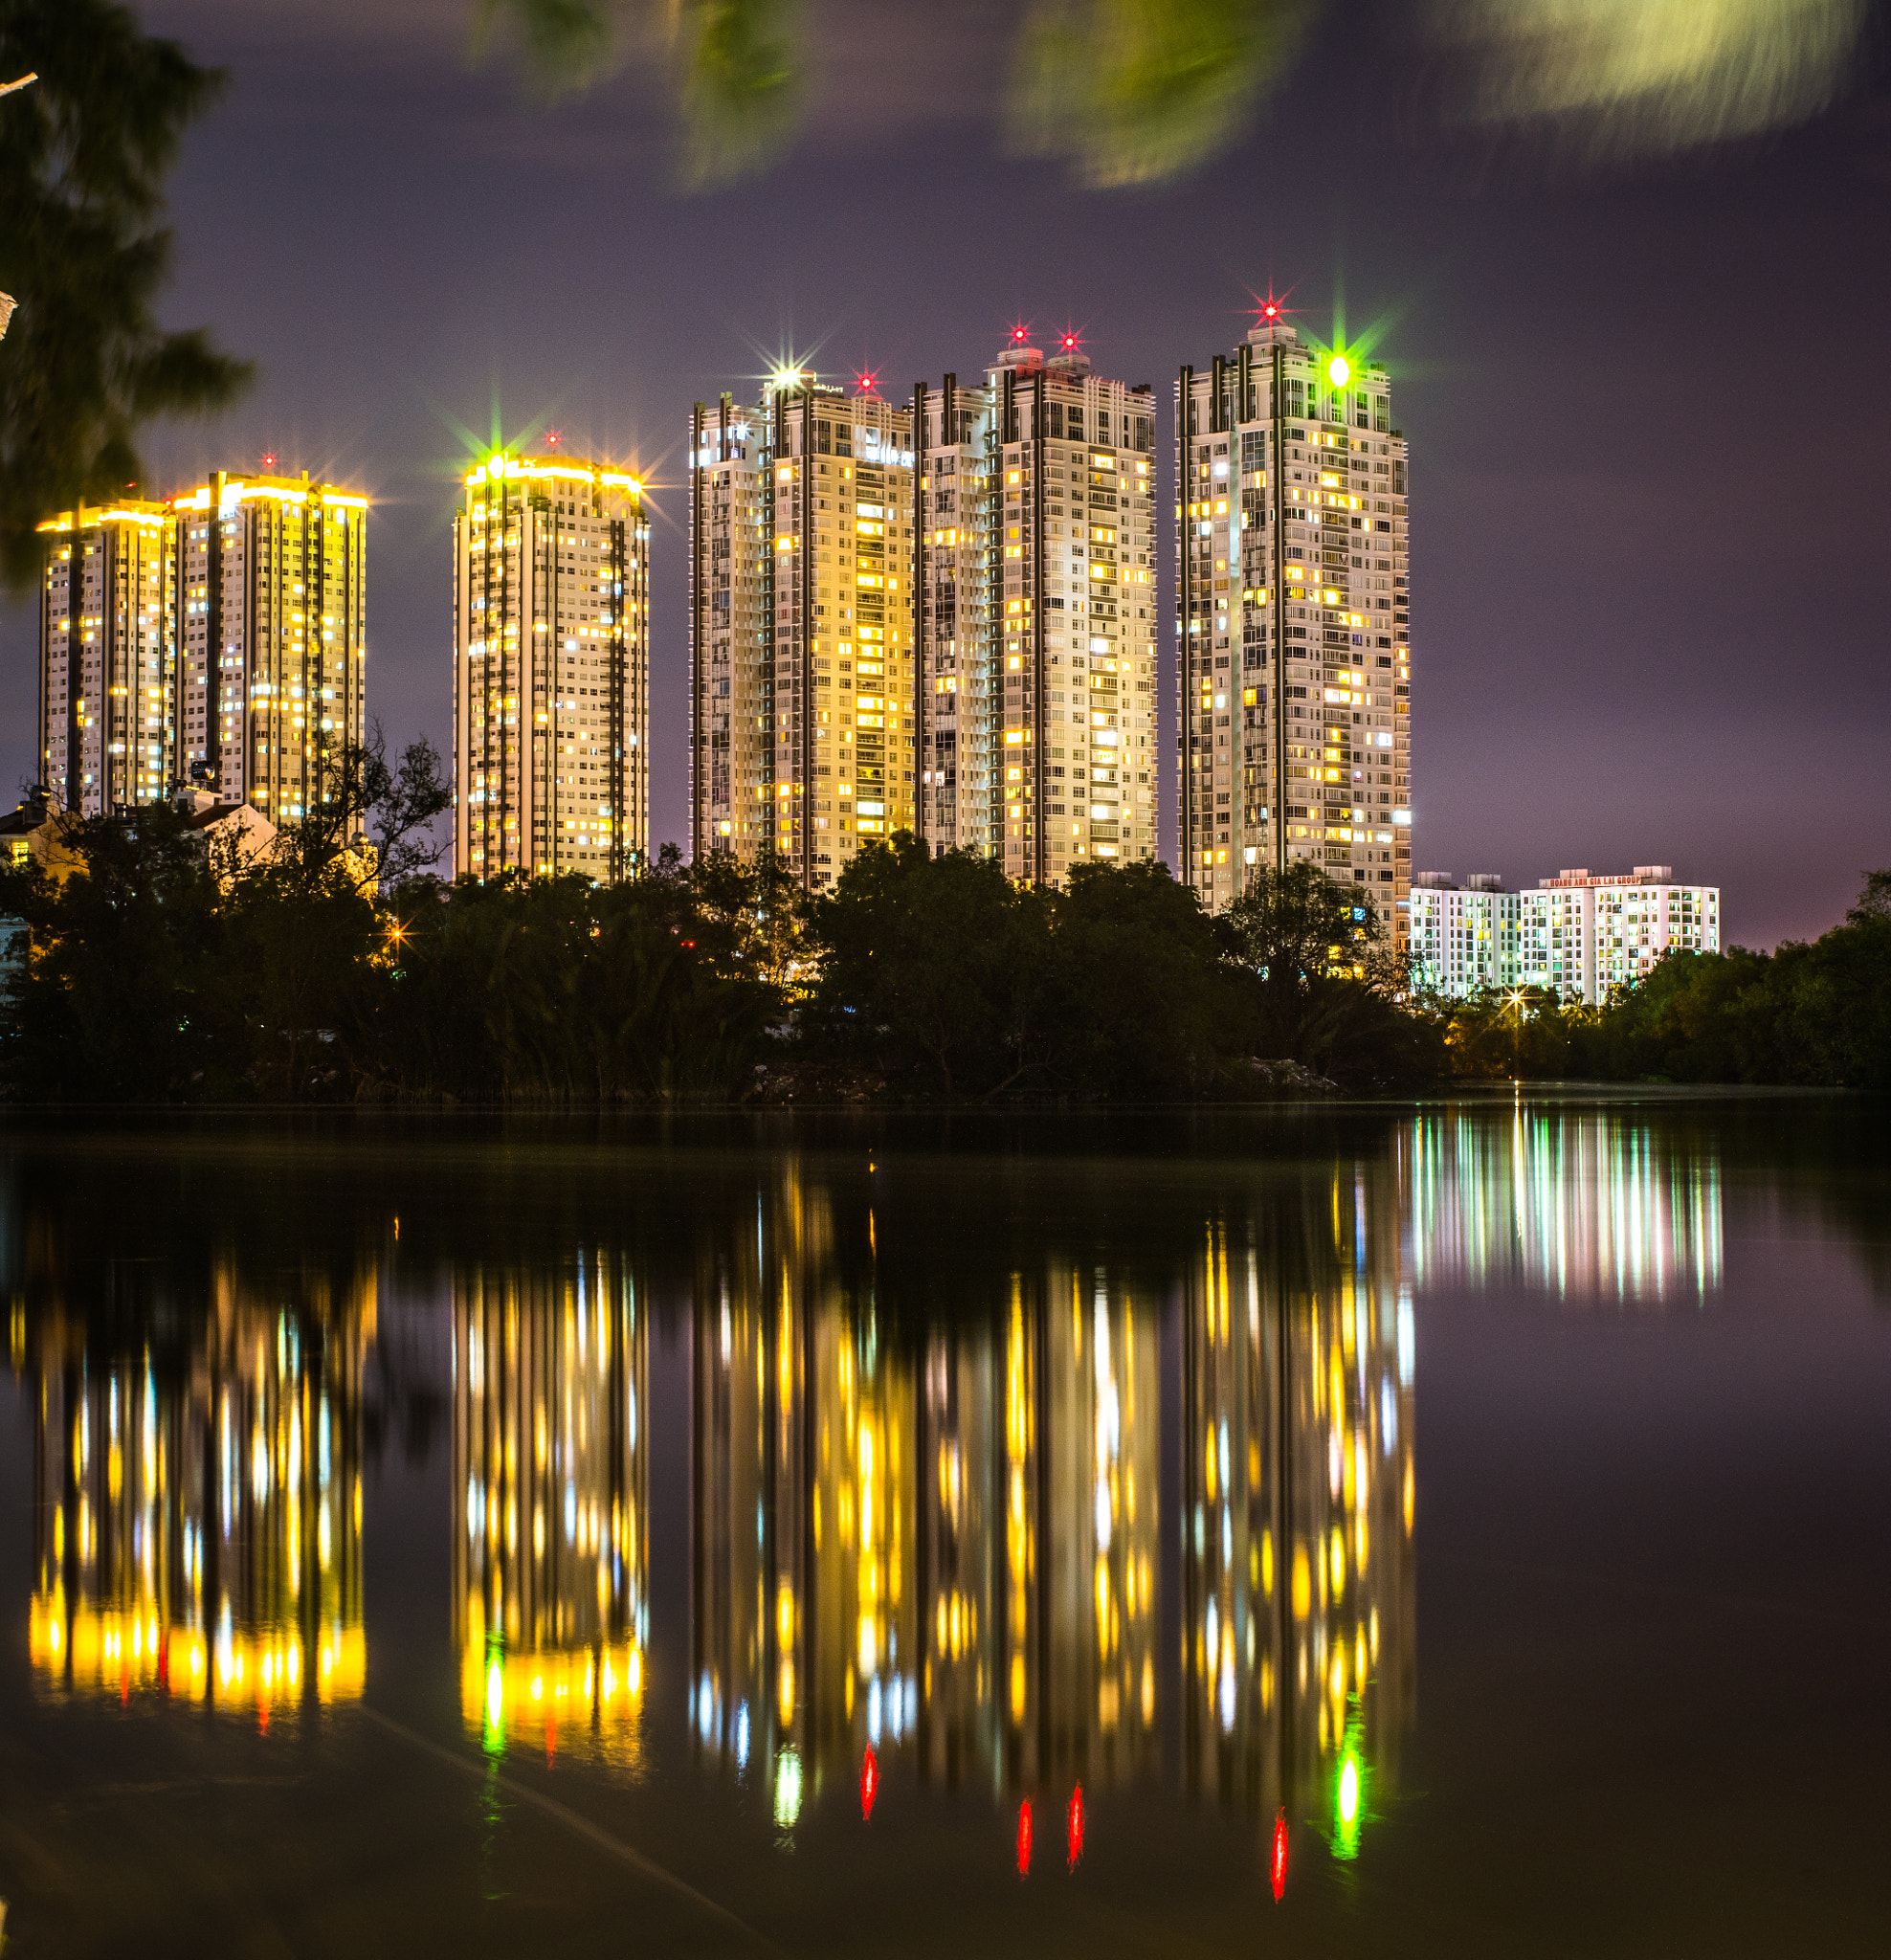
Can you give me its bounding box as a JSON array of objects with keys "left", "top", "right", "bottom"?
[
  {"left": 1009, "top": 0, "right": 1312, "bottom": 189},
  {"left": 472, "top": 1, "right": 1869, "bottom": 189},
  {"left": 1220, "top": 859, "right": 1439, "bottom": 1087},
  {"left": 800, "top": 839, "right": 1434, "bottom": 1098},
  {"left": 11, "top": 821, "right": 1883, "bottom": 1104},
  {"left": 1435, "top": 870, "right": 1891, "bottom": 1092},
  {"left": 0, "top": 0, "right": 252, "bottom": 592}
]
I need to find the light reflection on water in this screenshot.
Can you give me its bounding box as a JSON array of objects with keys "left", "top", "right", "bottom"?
[
  {"left": 21, "top": 1274, "right": 369, "bottom": 1721},
  {"left": 455, "top": 1251, "right": 649, "bottom": 1774},
  {"left": 1408, "top": 1105, "right": 1723, "bottom": 1301},
  {"left": 685, "top": 1161, "right": 1415, "bottom": 1854},
  {"left": 0, "top": 1102, "right": 1773, "bottom": 1882}
]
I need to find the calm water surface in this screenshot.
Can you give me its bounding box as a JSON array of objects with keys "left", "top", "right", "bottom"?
[{"left": 0, "top": 1099, "right": 1886, "bottom": 1957}]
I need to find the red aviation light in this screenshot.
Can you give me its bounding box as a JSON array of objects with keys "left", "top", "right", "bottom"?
[
  {"left": 1066, "top": 1784, "right": 1085, "bottom": 1869},
  {"left": 1271, "top": 1809, "right": 1288, "bottom": 1901},
  {"left": 861, "top": 1747, "right": 879, "bottom": 1821},
  {"left": 1016, "top": 1799, "right": 1034, "bottom": 1876}
]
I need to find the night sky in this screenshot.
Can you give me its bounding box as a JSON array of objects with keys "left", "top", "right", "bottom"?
[{"left": 7, "top": 0, "right": 1888, "bottom": 947}]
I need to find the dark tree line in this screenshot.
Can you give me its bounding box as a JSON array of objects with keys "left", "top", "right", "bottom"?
[
  {"left": 9, "top": 780, "right": 1886, "bottom": 1103},
  {"left": 0, "top": 796, "right": 1432, "bottom": 1102},
  {"left": 801, "top": 835, "right": 1431, "bottom": 1098}
]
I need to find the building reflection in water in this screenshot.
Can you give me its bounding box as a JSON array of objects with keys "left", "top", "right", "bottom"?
[
  {"left": 1182, "top": 1171, "right": 1414, "bottom": 1850},
  {"left": 1408, "top": 1106, "right": 1724, "bottom": 1301},
  {"left": 18, "top": 1262, "right": 370, "bottom": 1716},
  {"left": 454, "top": 1251, "right": 648, "bottom": 1770},
  {"left": 691, "top": 1161, "right": 1413, "bottom": 1850}
]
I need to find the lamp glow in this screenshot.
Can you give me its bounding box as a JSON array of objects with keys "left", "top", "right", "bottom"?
[{"left": 1328, "top": 354, "right": 1350, "bottom": 388}]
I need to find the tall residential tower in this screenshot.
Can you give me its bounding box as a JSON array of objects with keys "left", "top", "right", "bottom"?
[
  {"left": 912, "top": 373, "right": 998, "bottom": 856},
  {"left": 453, "top": 450, "right": 650, "bottom": 882},
  {"left": 984, "top": 334, "right": 1158, "bottom": 883},
  {"left": 36, "top": 500, "right": 176, "bottom": 816},
  {"left": 1178, "top": 319, "right": 1410, "bottom": 930},
  {"left": 689, "top": 378, "right": 916, "bottom": 888},
  {"left": 36, "top": 470, "right": 367, "bottom": 822},
  {"left": 171, "top": 472, "right": 367, "bottom": 818}
]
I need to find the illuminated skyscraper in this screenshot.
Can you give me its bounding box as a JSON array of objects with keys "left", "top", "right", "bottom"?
[
  {"left": 690, "top": 378, "right": 916, "bottom": 886},
  {"left": 912, "top": 373, "right": 999, "bottom": 854},
  {"left": 172, "top": 471, "right": 368, "bottom": 819},
  {"left": 35, "top": 500, "right": 176, "bottom": 816},
  {"left": 35, "top": 471, "right": 368, "bottom": 823},
  {"left": 453, "top": 450, "right": 651, "bottom": 882},
  {"left": 1178, "top": 317, "right": 1411, "bottom": 928},
  {"left": 985, "top": 333, "right": 1159, "bottom": 883}
]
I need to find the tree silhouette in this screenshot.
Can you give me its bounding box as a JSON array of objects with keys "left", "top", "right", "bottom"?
[{"left": 0, "top": 0, "right": 251, "bottom": 593}]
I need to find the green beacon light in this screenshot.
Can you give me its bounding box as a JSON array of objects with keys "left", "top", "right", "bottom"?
[{"left": 1327, "top": 354, "right": 1350, "bottom": 389}]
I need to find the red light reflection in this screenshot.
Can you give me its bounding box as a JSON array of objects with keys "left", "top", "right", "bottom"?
[
  {"left": 1271, "top": 1809, "right": 1288, "bottom": 1900},
  {"left": 1016, "top": 1798, "right": 1033, "bottom": 1877},
  {"left": 1066, "top": 1784, "right": 1084, "bottom": 1869},
  {"left": 861, "top": 1747, "right": 879, "bottom": 1821}
]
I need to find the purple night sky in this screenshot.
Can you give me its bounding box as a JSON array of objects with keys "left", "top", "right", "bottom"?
[{"left": 7, "top": 0, "right": 1888, "bottom": 947}]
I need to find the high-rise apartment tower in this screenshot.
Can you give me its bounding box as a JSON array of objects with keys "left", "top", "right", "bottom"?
[
  {"left": 453, "top": 450, "right": 650, "bottom": 882},
  {"left": 912, "top": 373, "right": 998, "bottom": 855},
  {"left": 173, "top": 472, "right": 368, "bottom": 817},
  {"left": 37, "top": 472, "right": 367, "bottom": 822},
  {"left": 36, "top": 500, "right": 176, "bottom": 816},
  {"left": 1178, "top": 318, "right": 1410, "bottom": 929},
  {"left": 689, "top": 378, "right": 916, "bottom": 888},
  {"left": 983, "top": 334, "right": 1158, "bottom": 883}
]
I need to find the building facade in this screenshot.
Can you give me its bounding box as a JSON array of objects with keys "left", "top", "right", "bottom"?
[
  {"left": 690, "top": 379, "right": 917, "bottom": 888},
  {"left": 1522, "top": 865, "right": 1720, "bottom": 1004},
  {"left": 1177, "top": 319, "right": 1411, "bottom": 929},
  {"left": 37, "top": 474, "right": 367, "bottom": 823},
  {"left": 1409, "top": 874, "right": 1525, "bottom": 995},
  {"left": 1409, "top": 864, "right": 1721, "bottom": 1003},
  {"left": 172, "top": 473, "right": 367, "bottom": 818},
  {"left": 454, "top": 451, "right": 650, "bottom": 882},
  {"left": 35, "top": 501, "right": 176, "bottom": 817},
  {"left": 913, "top": 372, "right": 999, "bottom": 856},
  {"left": 985, "top": 336, "right": 1158, "bottom": 884}
]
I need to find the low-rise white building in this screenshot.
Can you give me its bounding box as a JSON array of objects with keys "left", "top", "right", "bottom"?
[
  {"left": 1523, "top": 866, "right": 1720, "bottom": 1004},
  {"left": 1409, "top": 863, "right": 1721, "bottom": 1004},
  {"left": 1409, "top": 874, "right": 1524, "bottom": 995}
]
